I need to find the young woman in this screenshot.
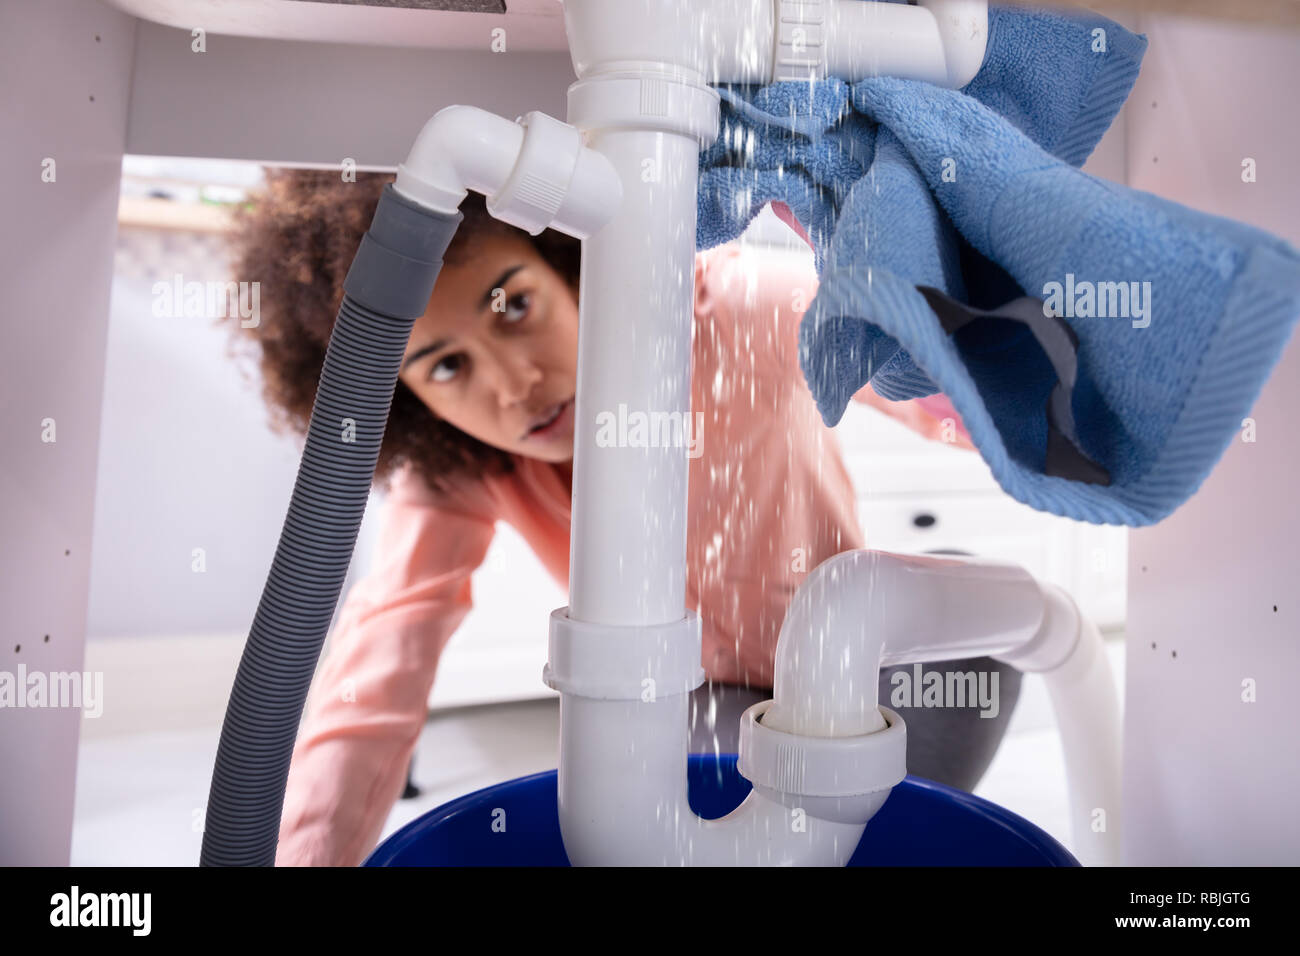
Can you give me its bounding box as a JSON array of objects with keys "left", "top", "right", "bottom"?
[{"left": 225, "top": 169, "right": 1019, "bottom": 867}]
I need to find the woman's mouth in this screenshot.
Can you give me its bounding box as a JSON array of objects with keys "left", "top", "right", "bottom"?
[{"left": 524, "top": 398, "right": 574, "bottom": 441}]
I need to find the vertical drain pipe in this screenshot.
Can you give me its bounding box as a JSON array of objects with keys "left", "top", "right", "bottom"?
[
  {"left": 547, "top": 62, "right": 725, "bottom": 864},
  {"left": 545, "top": 0, "right": 1007, "bottom": 866}
]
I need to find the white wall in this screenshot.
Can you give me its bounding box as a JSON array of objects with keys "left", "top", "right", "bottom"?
[
  {"left": 1122, "top": 14, "right": 1300, "bottom": 865},
  {"left": 0, "top": 0, "right": 138, "bottom": 866},
  {"left": 87, "top": 223, "right": 382, "bottom": 638},
  {"left": 124, "top": 18, "right": 573, "bottom": 166}
]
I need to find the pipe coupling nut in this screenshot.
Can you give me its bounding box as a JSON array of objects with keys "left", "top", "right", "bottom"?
[
  {"left": 544, "top": 607, "right": 704, "bottom": 700},
  {"left": 738, "top": 700, "right": 907, "bottom": 825},
  {"left": 487, "top": 109, "right": 572, "bottom": 235}
]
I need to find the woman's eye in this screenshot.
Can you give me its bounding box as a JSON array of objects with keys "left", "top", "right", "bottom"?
[
  {"left": 429, "top": 354, "right": 462, "bottom": 383},
  {"left": 504, "top": 292, "right": 531, "bottom": 323}
]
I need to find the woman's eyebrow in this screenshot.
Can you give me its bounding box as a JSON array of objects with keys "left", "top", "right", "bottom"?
[
  {"left": 478, "top": 264, "right": 525, "bottom": 312},
  {"left": 402, "top": 336, "right": 452, "bottom": 372}
]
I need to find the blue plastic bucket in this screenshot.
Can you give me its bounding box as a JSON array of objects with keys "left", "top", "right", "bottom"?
[{"left": 366, "top": 753, "right": 1078, "bottom": 866}]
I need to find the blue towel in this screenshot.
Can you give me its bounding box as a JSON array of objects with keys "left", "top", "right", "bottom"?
[{"left": 696, "top": 3, "right": 1300, "bottom": 526}]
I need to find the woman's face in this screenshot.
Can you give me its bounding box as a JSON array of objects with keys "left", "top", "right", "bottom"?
[{"left": 398, "top": 232, "right": 579, "bottom": 463}]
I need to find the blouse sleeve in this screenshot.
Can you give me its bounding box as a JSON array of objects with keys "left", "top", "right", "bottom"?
[{"left": 274, "top": 481, "right": 496, "bottom": 866}]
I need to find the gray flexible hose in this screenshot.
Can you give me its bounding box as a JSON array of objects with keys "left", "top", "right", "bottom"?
[{"left": 201, "top": 185, "right": 463, "bottom": 866}]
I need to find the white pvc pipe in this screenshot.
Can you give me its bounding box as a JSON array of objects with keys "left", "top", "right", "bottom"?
[
  {"left": 823, "top": 0, "right": 989, "bottom": 86},
  {"left": 395, "top": 104, "right": 622, "bottom": 239},
  {"left": 559, "top": 0, "right": 988, "bottom": 88},
  {"left": 1014, "top": 584, "right": 1123, "bottom": 868},
  {"left": 763, "top": 550, "right": 1045, "bottom": 738},
  {"left": 923, "top": 0, "right": 991, "bottom": 88},
  {"left": 824, "top": 0, "right": 950, "bottom": 86},
  {"left": 1042, "top": 612, "right": 1123, "bottom": 867},
  {"left": 395, "top": 105, "right": 523, "bottom": 215},
  {"left": 555, "top": 539, "right": 1120, "bottom": 865},
  {"left": 564, "top": 127, "right": 697, "bottom": 625},
  {"left": 547, "top": 0, "right": 1052, "bottom": 869},
  {"left": 555, "top": 549, "right": 1051, "bottom": 865},
  {"left": 561, "top": 0, "right": 768, "bottom": 84},
  {"left": 556, "top": 693, "right": 870, "bottom": 866}
]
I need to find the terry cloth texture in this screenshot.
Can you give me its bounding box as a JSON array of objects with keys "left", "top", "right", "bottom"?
[{"left": 696, "top": 2, "right": 1300, "bottom": 525}]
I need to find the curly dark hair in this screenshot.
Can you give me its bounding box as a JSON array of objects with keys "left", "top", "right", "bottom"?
[{"left": 222, "top": 168, "right": 582, "bottom": 497}]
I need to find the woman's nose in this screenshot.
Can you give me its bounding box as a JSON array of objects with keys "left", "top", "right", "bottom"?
[{"left": 495, "top": 355, "right": 543, "bottom": 407}]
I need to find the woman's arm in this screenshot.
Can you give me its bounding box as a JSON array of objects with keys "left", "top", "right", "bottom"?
[{"left": 275, "top": 491, "right": 495, "bottom": 867}]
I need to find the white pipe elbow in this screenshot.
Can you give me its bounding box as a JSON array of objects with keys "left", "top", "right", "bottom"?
[
  {"left": 553, "top": 549, "right": 1060, "bottom": 863},
  {"left": 762, "top": 550, "right": 898, "bottom": 739},
  {"left": 395, "top": 104, "right": 622, "bottom": 239},
  {"left": 750, "top": 549, "right": 1120, "bottom": 865},
  {"left": 763, "top": 549, "right": 1043, "bottom": 738},
  {"left": 736, "top": 552, "right": 931, "bottom": 833},
  {"left": 395, "top": 105, "right": 522, "bottom": 215},
  {"left": 734, "top": 549, "right": 1042, "bottom": 832},
  {"left": 997, "top": 581, "right": 1124, "bottom": 866}
]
